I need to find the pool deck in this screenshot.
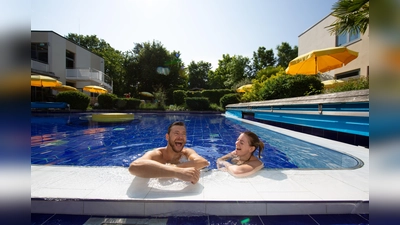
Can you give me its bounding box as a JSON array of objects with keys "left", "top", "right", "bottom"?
[{"left": 31, "top": 119, "right": 369, "bottom": 216}]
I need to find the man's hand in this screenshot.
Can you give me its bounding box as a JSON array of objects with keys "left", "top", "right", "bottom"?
[{"left": 176, "top": 167, "right": 200, "bottom": 184}]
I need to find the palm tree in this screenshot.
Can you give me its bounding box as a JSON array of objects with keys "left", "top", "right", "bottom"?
[{"left": 326, "top": 0, "right": 369, "bottom": 35}]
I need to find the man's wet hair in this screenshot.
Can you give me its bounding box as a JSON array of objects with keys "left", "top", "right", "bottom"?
[{"left": 168, "top": 121, "right": 186, "bottom": 134}]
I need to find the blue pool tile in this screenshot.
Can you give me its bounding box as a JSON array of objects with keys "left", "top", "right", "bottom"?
[
  {"left": 31, "top": 213, "right": 54, "bottom": 225},
  {"left": 32, "top": 113, "right": 364, "bottom": 169},
  {"left": 167, "top": 216, "right": 209, "bottom": 225},
  {"left": 209, "top": 215, "right": 263, "bottom": 225},
  {"left": 359, "top": 213, "right": 369, "bottom": 221},
  {"left": 259, "top": 215, "right": 318, "bottom": 225},
  {"left": 33, "top": 214, "right": 91, "bottom": 225},
  {"left": 310, "top": 214, "right": 369, "bottom": 225},
  {"left": 31, "top": 214, "right": 371, "bottom": 225}
]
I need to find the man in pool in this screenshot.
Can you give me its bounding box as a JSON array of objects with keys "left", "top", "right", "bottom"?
[{"left": 128, "top": 121, "right": 210, "bottom": 184}]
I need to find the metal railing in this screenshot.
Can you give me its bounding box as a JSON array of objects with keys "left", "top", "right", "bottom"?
[
  {"left": 66, "top": 68, "right": 113, "bottom": 89},
  {"left": 31, "top": 60, "right": 49, "bottom": 72}
]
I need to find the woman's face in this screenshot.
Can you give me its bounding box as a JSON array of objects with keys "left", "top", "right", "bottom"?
[{"left": 234, "top": 133, "right": 254, "bottom": 156}]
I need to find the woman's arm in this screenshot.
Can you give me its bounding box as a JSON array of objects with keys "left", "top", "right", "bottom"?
[
  {"left": 219, "top": 160, "right": 264, "bottom": 178},
  {"left": 227, "top": 163, "right": 264, "bottom": 177},
  {"left": 216, "top": 152, "right": 234, "bottom": 170}
]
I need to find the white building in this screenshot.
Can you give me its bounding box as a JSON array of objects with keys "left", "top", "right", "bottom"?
[
  {"left": 298, "top": 14, "right": 369, "bottom": 80},
  {"left": 31, "top": 30, "right": 113, "bottom": 101}
]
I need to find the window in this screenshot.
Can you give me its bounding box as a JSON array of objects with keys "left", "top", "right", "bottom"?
[
  {"left": 66, "top": 50, "right": 75, "bottom": 69},
  {"left": 31, "top": 43, "right": 48, "bottom": 63},
  {"left": 336, "top": 30, "right": 360, "bottom": 46},
  {"left": 335, "top": 69, "right": 360, "bottom": 80}
]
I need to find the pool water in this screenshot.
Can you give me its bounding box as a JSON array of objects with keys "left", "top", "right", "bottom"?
[{"left": 31, "top": 112, "right": 362, "bottom": 169}]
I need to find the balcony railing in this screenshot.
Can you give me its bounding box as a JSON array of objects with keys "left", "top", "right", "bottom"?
[
  {"left": 66, "top": 68, "right": 113, "bottom": 90},
  {"left": 31, "top": 60, "right": 49, "bottom": 72}
]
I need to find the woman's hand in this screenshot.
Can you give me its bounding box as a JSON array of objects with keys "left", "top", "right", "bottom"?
[{"left": 217, "top": 159, "right": 231, "bottom": 171}]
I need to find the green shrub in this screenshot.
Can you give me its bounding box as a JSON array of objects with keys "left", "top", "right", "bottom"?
[
  {"left": 173, "top": 90, "right": 187, "bottom": 105},
  {"left": 56, "top": 91, "right": 90, "bottom": 110},
  {"left": 125, "top": 98, "right": 141, "bottom": 109},
  {"left": 185, "top": 97, "right": 210, "bottom": 110},
  {"left": 139, "top": 102, "right": 165, "bottom": 110},
  {"left": 186, "top": 91, "right": 202, "bottom": 97},
  {"left": 260, "top": 74, "right": 323, "bottom": 100},
  {"left": 220, "top": 93, "right": 241, "bottom": 108},
  {"left": 324, "top": 77, "right": 369, "bottom": 93},
  {"left": 202, "top": 89, "right": 234, "bottom": 104},
  {"left": 210, "top": 103, "right": 224, "bottom": 112},
  {"left": 114, "top": 98, "right": 127, "bottom": 109},
  {"left": 113, "top": 98, "right": 141, "bottom": 110},
  {"left": 98, "top": 93, "right": 117, "bottom": 109},
  {"left": 167, "top": 104, "right": 187, "bottom": 111}
]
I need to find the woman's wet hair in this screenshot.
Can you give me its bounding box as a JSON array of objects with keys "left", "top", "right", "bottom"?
[
  {"left": 168, "top": 121, "right": 186, "bottom": 134},
  {"left": 243, "top": 131, "right": 264, "bottom": 158}
]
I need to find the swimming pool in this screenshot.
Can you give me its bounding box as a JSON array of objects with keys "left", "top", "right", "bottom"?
[{"left": 31, "top": 112, "right": 363, "bottom": 169}]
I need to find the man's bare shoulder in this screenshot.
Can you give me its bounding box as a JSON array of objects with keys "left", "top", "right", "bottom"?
[
  {"left": 182, "top": 147, "right": 201, "bottom": 158},
  {"left": 142, "top": 147, "right": 165, "bottom": 158}
]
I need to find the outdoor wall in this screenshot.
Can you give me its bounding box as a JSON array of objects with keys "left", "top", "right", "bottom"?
[
  {"left": 74, "top": 46, "right": 91, "bottom": 69},
  {"left": 31, "top": 32, "right": 49, "bottom": 43},
  {"left": 48, "top": 32, "right": 67, "bottom": 84},
  {"left": 91, "top": 54, "right": 104, "bottom": 72},
  {"left": 298, "top": 14, "right": 369, "bottom": 79},
  {"left": 298, "top": 14, "right": 336, "bottom": 54}
]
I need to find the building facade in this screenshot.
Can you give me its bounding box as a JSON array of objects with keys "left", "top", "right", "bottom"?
[
  {"left": 31, "top": 31, "right": 112, "bottom": 101},
  {"left": 298, "top": 14, "right": 369, "bottom": 81}
]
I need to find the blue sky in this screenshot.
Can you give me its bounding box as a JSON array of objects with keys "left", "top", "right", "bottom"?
[{"left": 31, "top": 0, "right": 337, "bottom": 69}]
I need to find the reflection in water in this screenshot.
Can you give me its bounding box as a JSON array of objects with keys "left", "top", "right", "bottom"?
[{"left": 31, "top": 113, "right": 362, "bottom": 169}]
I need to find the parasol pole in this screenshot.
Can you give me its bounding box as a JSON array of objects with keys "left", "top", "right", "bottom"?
[{"left": 315, "top": 57, "right": 317, "bottom": 74}]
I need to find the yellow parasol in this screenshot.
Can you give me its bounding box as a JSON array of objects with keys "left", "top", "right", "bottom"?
[
  {"left": 52, "top": 85, "right": 78, "bottom": 92},
  {"left": 322, "top": 79, "right": 344, "bottom": 87},
  {"left": 83, "top": 85, "right": 108, "bottom": 94},
  {"left": 139, "top": 92, "right": 154, "bottom": 97},
  {"left": 236, "top": 84, "right": 252, "bottom": 93},
  {"left": 285, "top": 47, "right": 358, "bottom": 75},
  {"left": 31, "top": 75, "right": 62, "bottom": 87}
]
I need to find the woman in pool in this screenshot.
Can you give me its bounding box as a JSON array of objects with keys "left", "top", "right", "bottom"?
[{"left": 217, "top": 131, "right": 264, "bottom": 177}]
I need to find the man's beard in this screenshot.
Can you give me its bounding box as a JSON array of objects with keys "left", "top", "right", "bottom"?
[{"left": 169, "top": 141, "right": 184, "bottom": 153}]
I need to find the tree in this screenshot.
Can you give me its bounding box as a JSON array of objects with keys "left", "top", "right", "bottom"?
[
  {"left": 255, "top": 66, "right": 285, "bottom": 82},
  {"left": 251, "top": 47, "right": 276, "bottom": 76},
  {"left": 187, "top": 61, "right": 211, "bottom": 89},
  {"left": 212, "top": 54, "right": 251, "bottom": 89},
  {"left": 276, "top": 42, "right": 298, "bottom": 68},
  {"left": 207, "top": 70, "right": 225, "bottom": 89},
  {"left": 326, "top": 0, "right": 369, "bottom": 35},
  {"left": 65, "top": 33, "right": 125, "bottom": 96},
  {"left": 125, "top": 41, "right": 187, "bottom": 101}
]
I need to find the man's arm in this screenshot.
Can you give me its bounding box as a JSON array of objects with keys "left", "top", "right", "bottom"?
[
  {"left": 129, "top": 156, "right": 179, "bottom": 178},
  {"left": 176, "top": 148, "right": 210, "bottom": 169},
  {"left": 128, "top": 150, "right": 201, "bottom": 183}
]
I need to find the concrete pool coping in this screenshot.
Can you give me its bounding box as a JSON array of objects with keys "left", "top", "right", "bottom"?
[{"left": 31, "top": 117, "right": 369, "bottom": 216}]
